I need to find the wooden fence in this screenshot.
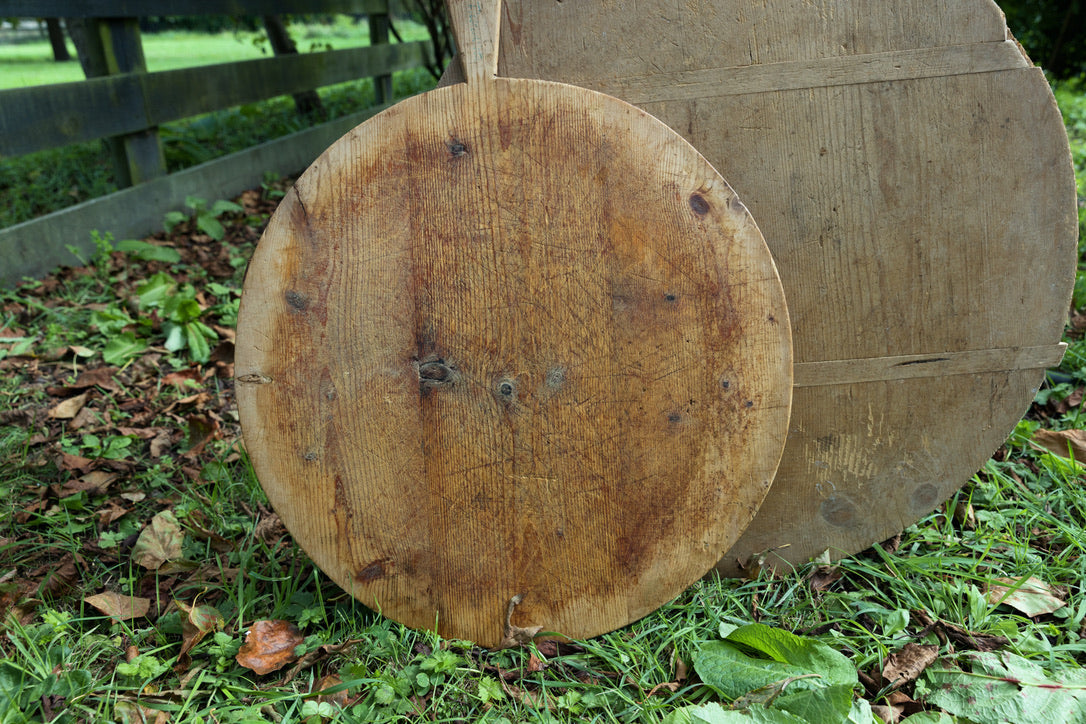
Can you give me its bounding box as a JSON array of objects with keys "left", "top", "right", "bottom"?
[{"left": 0, "top": 0, "right": 433, "bottom": 286}]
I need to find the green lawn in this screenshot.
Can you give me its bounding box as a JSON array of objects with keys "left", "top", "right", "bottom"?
[{"left": 0, "top": 17, "right": 430, "bottom": 90}]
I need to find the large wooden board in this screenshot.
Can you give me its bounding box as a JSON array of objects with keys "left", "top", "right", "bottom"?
[
  {"left": 236, "top": 4, "right": 791, "bottom": 644},
  {"left": 471, "top": 0, "right": 1077, "bottom": 574}
]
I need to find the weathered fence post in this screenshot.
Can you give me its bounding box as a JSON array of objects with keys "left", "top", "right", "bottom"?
[
  {"left": 74, "top": 17, "right": 166, "bottom": 186},
  {"left": 368, "top": 4, "right": 392, "bottom": 103}
]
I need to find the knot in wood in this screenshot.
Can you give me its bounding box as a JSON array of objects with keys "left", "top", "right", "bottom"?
[{"left": 418, "top": 360, "right": 457, "bottom": 390}]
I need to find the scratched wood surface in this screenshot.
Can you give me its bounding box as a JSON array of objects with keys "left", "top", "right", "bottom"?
[
  {"left": 460, "top": 0, "right": 1078, "bottom": 575},
  {"left": 235, "top": 0, "right": 791, "bottom": 646}
]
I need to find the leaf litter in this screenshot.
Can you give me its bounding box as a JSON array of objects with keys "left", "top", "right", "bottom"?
[{"left": 1, "top": 172, "right": 1085, "bottom": 722}]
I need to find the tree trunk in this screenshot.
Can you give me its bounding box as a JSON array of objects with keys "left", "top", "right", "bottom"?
[
  {"left": 262, "top": 15, "right": 325, "bottom": 118},
  {"left": 46, "top": 18, "right": 71, "bottom": 61}
]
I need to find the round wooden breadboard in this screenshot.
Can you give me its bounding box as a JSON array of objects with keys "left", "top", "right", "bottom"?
[
  {"left": 459, "top": 0, "right": 1078, "bottom": 574},
  {"left": 236, "top": 1, "right": 791, "bottom": 646}
]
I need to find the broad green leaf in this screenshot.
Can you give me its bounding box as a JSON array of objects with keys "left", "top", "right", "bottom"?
[
  {"left": 137, "top": 272, "right": 176, "bottom": 308},
  {"left": 196, "top": 212, "right": 225, "bottom": 241},
  {"left": 103, "top": 331, "right": 147, "bottom": 366},
  {"left": 163, "top": 210, "right": 186, "bottom": 232},
  {"left": 185, "top": 322, "right": 211, "bottom": 362},
  {"left": 210, "top": 199, "right": 243, "bottom": 216},
  {"left": 725, "top": 624, "right": 857, "bottom": 687},
  {"left": 922, "top": 652, "right": 1086, "bottom": 724},
  {"left": 695, "top": 640, "right": 817, "bottom": 700},
  {"left": 163, "top": 294, "right": 202, "bottom": 324},
  {"left": 662, "top": 703, "right": 807, "bottom": 724},
  {"left": 901, "top": 714, "right": 957, "bottom": 723},
  {"left": 164, "top": 323, "right": 186, "bottom": 352},
  {"left": 115, "top": 239, "right": 181, "bottom": 264},
  {"left": 883, "top": 609, "right": 910, "bottom": 636},
  {"left": 775, "top": 684, "right": 854, "bottom": 722},
  {"left": 845, "top": 697, "right": 881, "bottom": 724},
  {"left": 91, "top": 307, "right": 134, "bottom": 335}
]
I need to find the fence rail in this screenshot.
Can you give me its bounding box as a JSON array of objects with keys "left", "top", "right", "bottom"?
[
  {"left": 1, "top": 41, "right": 429, "bottom": 156},
  {"left": 0, "top": 0, "right": 434, "bottom": 286}
]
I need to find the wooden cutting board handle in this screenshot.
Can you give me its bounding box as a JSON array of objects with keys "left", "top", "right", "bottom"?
[{"left": 446, "top": 0, "right": 501, "bottom": 84}]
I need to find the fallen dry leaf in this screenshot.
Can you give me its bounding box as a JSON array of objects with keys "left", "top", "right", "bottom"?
[
  {"left": 85, "top": 591, "right": 151, "bottom": 621},
  {"left": 56, "top": 452, "right": 96, "bottom": 473},
  {"left": 987, "top": 576, "right": 1066, "bottom": 617},
  {"left": 912, "top": 610, "right": 1008, "bottom": 652},
  {"left": 175, "top": 600, "right": 225, "bottom": 668},
  {"left": 1032, "top": 428, "right": 1086, "bottom": 465},
  {"left": 314, "top": 673, "right": 351, "bottom": 709},
  {"left": 808, "top": 564, "right": 842, "bottom": 592},
  {"left": 527, "top": 652, "right": 547, "bottom": 673},
  {"left": 162, "top": 368, "right": 203, "bottom": 387},
  {"left": 280, "top": 639, "right": 361, "bottom": 683},
  {"left": 72, "top": 366, "right": 121, "bottom": 393},
  {"left": 499, "top": 594, "right": 542, "bottom": 649},
  {"left": 48, "top": 391, "right": 89, "bottom": 420},
  {"left": 881, "top": 643, "right": 938, "bottom": 688},
  {"left": 36, "top": 554, "right": 80, "bottom": 598},
  {"left": 132, "top": 510, "right": 184, "bottom": 569},
  {"left": 182, "top": 414, "right": 220, "bottom": 458},
  {"left": 236, "top": 620, "right": 305, "bottom": 675}
]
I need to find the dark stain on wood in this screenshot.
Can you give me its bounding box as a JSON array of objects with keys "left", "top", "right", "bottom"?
[
  {"left": 357, "top": 557, "right": 393, "bottom": 583},
  {"left": 285, "top": 290, "right": 309, "bottom": 312},
  {"left": 446, "top": 137, "right": 468, "bottom": 158},
  {"left": 689, "top": 193, "right": 710, "bottom": 215}
]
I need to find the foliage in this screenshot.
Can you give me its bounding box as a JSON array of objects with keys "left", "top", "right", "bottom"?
[
  {"left": 997, "top": 0, "right": 1085, "bottom": 79},
  {"left": 0, "top": 20, "right": 437, "bottom": 230}
]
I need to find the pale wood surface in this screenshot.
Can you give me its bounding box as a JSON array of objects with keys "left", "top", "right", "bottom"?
[
  {"left": 476, "top": 0, "right": 1077, "bottom": 575},
  {"left": 236, "top": 4, "right": 791, "bottom": 643}
]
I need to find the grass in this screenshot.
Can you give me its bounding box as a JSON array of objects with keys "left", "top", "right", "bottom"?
[
  {"left": 0, "top": 17, "right": 438, "bottom": 230},
  {"left": 1, "top": 25, "right": 1086, "bottom": 724},
  {"left": 0, "top": 17, "right": 431, "bottom": 90}
]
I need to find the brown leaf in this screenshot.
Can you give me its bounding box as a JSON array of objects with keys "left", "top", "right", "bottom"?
[
  {"left": 987, "top": 576, "right": 1066, "bottom": 617},
  {"left": 808, "top": 564, "right": 842, "bottom": 592},
  {"left": 254, "top": 513, "right": 287, "bottom": 546},
  {"left": 953, "top": 500, "right": 976, "bottom": 530},
  {"left": 527, "top": 652, "right": 547, "bottom": 673},
  {"left": 314, "top": 673, "right": 351, "bottom": 709},
  {"left": 871, "top": 704, "right": 898, "bottom": 724},
  {"left": 881, "top": 643, "right": 938, "bottom": 689},
  {"left": 97, "top": 501, "right": 130, "bottom": 526},
  {"left": 912, "top": 610, "right": 1008, "bottom": 652},
  {"left": 85, "top": 591, "right": 151, "bottom": 621},
  {"left": 162, "top": 369, "right": 203, "bottom": 387},
  {"left": 37, "top": 554, "right": 79, "bottom": 597},
  {"left": 150, "top": 431, "right": 174, "bottom": 458},
  {"left": 1032, "top": 428, "right": 1086, "bottom": 465},
  {"left": 183, "top": 414, "right": 220, "bottom": 458},
  {"left": 186, "top": 511, "right": 234, "bottom": 553},
  {"left": 0, "top": 580, "right": 37, "bottom": 626},
  {"left": 56, "top": 452, "right": 96, "bottom": 473},
  {"left": 55, "top": 471, "right": 117, "bottom": 497},
  {"left": 72, "top": 366, "right": 121, "bottom": 393},
  {"left": 236, "top": 620, "right": 305, "bottom": 675},
  {"left": 132, "top": 510, "right": 184, "bottom": 569},
  {"left": 280, "top": 640, "right": 361, "bottom": 684},
  {"left": 175, "top": 600, "right": 225, "bottom": 668},
  {"left": 69, "top": 404, "right": 100, "bottom": 430},
  {"left": 48, "top": 391, "right": 89, "bottom": 419},
  {"left": 499, "top": 594, "right": 542, "bottom": 649}
]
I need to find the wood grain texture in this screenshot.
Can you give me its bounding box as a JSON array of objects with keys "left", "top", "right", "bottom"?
[
  {"left": 484, "top": 0, "right": 1078, "bottom": 575},
  {"left": 236, "top": 78, "right": 791, "bottom": 645}
]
